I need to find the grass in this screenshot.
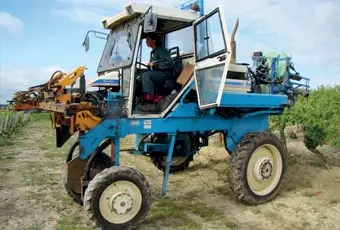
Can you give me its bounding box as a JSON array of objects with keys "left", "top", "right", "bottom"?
[
  {"left": 145, "top": 196, "right": 237, "bottom": 229},
  {"left": 57, "top": 215, "right": 94, "bottom": 230},
  {"left": 147, "top": 197, "right": 183, "bottom": 221},
  {"left": 328, "top": 198, "right": 340, "bottom": 204},
  {"left": 29, "top": 112, "right": 51, "bottom": 121},
  {"left": 0, "top": 110, "right": 8, "bottom": 118}
]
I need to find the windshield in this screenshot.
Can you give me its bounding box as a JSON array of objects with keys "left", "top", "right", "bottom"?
[{"left": 97, "top": 19, "right": 139, "bottom": 73}]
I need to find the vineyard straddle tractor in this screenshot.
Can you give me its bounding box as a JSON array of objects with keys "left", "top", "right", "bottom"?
[{"left": 10, "top": 1, "right": 310, "bottom": 229}]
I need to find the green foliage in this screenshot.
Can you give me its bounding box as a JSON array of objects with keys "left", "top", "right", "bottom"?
[
  {"left": 270, "top": 85, "right": 340, "bottom": 149},
  {"left": 30, "top": 112, "right": 51, "bottom": 121},
  {"left": 0, "top": 111, "right": 30, "bottom": 145}
]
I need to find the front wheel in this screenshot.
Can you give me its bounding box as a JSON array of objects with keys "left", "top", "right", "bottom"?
[
  {"left": 84, "top": 166, "right": 152, "bottom": 230},
  {"left": 227, "top": 132, "right": 287, "bottom": 205}
]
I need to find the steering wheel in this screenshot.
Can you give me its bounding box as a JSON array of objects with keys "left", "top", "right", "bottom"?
[
  {"left": 135, "top": 62, "right": 150, "bottom": 82},
  {"left": 136, "top": 61, "right": 150, "bottom": 70}
]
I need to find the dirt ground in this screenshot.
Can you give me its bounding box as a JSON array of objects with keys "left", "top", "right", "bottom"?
[{"left": 1, "top": 119, "right": 340, "bottom": 230}]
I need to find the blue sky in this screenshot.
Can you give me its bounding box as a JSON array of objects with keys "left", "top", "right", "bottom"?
[{"left": 1, "top": 0, "right": 339, "bottom": 103}]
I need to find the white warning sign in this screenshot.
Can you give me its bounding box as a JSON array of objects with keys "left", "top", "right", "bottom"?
[{"left": 144, "top": 120, "right": 152, "bottom": 129}]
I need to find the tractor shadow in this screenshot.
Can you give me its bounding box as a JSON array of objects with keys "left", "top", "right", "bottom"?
[{"left": 281, "top": 141, "right": 340, "bottom": 194}]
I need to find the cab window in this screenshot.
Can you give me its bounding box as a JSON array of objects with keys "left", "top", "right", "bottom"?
[
  {"left": 138, "top": 38, "right": 152, "bottom": 63},
  {"left": 165, "top": 26, "right": 194, "bottom": 56}
]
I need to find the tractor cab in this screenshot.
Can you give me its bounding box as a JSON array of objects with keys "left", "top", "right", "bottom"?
[{"left": 85, "top": 2, "right": 243, "bottom": 117}]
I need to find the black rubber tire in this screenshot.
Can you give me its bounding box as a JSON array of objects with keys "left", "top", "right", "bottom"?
[
  {"left": 62, "top": 140, "right": 112, "bottom": 205},
  {"left": 84, "top": 166, "right": 152, "bottom": 230},
  {"left": 150, "top": 134, "right": 195, "bottom": 173},
  {"left": 151, "top": 155, "right": 193, "bottom": 173},
  {"left": 227, "top": 132, "right": 287, "bottom": 205}
]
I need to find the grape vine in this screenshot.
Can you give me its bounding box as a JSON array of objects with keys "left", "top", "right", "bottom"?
[{"left": 270, "top": 85, "right": 340, "bottom": 149}]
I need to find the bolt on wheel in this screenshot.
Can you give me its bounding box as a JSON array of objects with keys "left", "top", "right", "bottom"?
[
  {"left": 84, "top": 166, "right": 151, "bottom": 230},
  {"left": 246, "top": 144, "right": 283, "bottom": 196},
  {"left": 99, "top": 180, "right": 142, "bottom": 224}
]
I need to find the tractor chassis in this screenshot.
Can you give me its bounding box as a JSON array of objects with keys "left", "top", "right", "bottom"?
[{"left": 76, "top": 102, "right": 282, "bottom": 196}]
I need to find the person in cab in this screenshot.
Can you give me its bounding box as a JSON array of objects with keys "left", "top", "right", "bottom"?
[{"left": 140, "top": 33, "right": 174, "bottom": 102}]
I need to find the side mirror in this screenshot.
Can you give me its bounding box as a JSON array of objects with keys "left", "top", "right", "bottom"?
[
  {"left": 144, "top": 12, "right": 158, "bottom": 33},
  {"left": 82, "top": 30, "right": 108, "bottom": 52},
  {"left": 83, "top": 35, "right": 90, "bottom": 52}
]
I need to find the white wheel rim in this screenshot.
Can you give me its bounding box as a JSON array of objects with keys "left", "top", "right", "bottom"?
[
  {"left": 99, "top": 180, "right": 142, "bottom": 224},
  {"left": 246, "top": 144, "right": 283, "bottom": 196}
]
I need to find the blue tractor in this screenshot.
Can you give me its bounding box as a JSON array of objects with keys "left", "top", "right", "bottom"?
[{"left": 13, "top": 1, "right": 310, "bottom": 229}]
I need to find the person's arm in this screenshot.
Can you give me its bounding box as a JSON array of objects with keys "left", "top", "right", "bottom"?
[{"left": 152, "top": 48, "right": 174, "bottom": 70}]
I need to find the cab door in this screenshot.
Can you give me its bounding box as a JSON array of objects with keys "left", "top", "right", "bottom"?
[{"left": 193, "top": 6, "right": 231, "bottom": 109}]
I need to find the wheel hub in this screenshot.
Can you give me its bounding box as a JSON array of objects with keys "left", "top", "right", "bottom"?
[
  {"left": 110, "top": 192, "right": 133, "bottom": 215},
  {"left": 254, "top": 158, "right": 273, "bottom": 180}
]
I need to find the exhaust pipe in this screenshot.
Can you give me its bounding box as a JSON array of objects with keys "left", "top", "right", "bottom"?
[{"left": 230, "top": 18, "right": 239, "bottom": 63}]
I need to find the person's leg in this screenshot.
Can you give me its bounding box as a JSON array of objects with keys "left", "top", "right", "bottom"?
[
  {"left": 141, "top": 71, "right": 171, "bottom": 102},
  {"left": 141, "top": 71, "right": 154, "bottom": 95},
  {"left": 149, "top": 71, "right": 171, "bottom": 85}
]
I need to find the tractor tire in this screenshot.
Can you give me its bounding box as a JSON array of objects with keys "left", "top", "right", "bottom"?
[
  {"left": 62, "top": 140, "right": 112, "bottom": 205},
  {"left": 84, "top": 166, "right": 152, "bottom": 230},
  {"left": 151, "top": 155, "right": 193, "bottom": 173},
  {"left": 150, "top": 134, "right": 195, "bottom": 173},
  {"left": 227, "top": 132, "right": 287, "bottom": 205}
]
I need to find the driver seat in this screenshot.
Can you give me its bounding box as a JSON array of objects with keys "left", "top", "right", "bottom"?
[
  {"left": 137, "top": 63, "right": 194, "bottom": 113},
  {"left": 153, "top": 47, "right": 183, "bottom": 97}
]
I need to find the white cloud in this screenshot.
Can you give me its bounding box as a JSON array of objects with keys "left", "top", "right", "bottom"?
[
  {"left": 0, "top": 11, "right": 23, "bottom": 35},
  {"left": 0, "top": 66, "right": 65, "bottom": 104}
]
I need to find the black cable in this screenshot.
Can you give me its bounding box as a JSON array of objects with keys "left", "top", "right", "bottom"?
[{"left": 138, "top": 133, "right": 152, "bottom": 152}]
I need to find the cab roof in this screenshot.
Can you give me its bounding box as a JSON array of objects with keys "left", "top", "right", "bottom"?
[{"left": 101, "top": 2, "right": 199, "bottom": 30}]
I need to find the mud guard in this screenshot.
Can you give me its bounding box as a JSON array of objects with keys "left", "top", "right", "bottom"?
[
  {"left": 66, "top": 157, "right": 86, "bottom": 194},
  {"left": 224, "top": 114, "right": 269, "bottom": 153},
  {"left": 79, "top": 119, "right": 118, "bottom": 160}
]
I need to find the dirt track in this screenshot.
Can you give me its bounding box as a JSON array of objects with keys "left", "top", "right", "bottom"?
[{"left": 1, "top": 120, "right": 340, "bottom": 230}]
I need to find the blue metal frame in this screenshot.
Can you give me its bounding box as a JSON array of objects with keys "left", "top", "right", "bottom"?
[
  {"left": 162, "top": 134, "right": 176, "bottom": 195},
  {"left": 78, "top": 84, "right": 286, "bottom": 194},
  {"left": 220, "top": 92, "right": 288, "bottom": 108},
  {"left": 79, "top": 109, "right": 274, "bottom": 158}
]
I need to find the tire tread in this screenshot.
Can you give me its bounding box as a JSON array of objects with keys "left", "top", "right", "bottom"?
[{"left": 227, "top": 132, "right": 287, "bottom": 205}]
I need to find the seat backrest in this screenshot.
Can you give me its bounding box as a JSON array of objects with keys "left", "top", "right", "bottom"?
[
  {"left": 172, "top": 59, "right": 183, "bottom": 80},
  {"left": 176, "top": 63, "right": 194, "bottom": 86},
  {"left": 168, "top": 47, "right": 180, "bottom": 58}
]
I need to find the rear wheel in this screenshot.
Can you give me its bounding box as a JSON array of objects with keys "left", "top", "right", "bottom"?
[
  {"left": 151, "top": 155, "right": 193, "bottom": 173},
  {"left": 150, "top": 134, "right": 195, "bottom": 173},
  {"left": 227, "top": 132, "right": 287, "bottom": 204},
  {"left": 84, "top": 166, "right": 151, "bottom": 230},
  {"left": 62, "top": 140, "right": 112, "bottom": 205}
]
